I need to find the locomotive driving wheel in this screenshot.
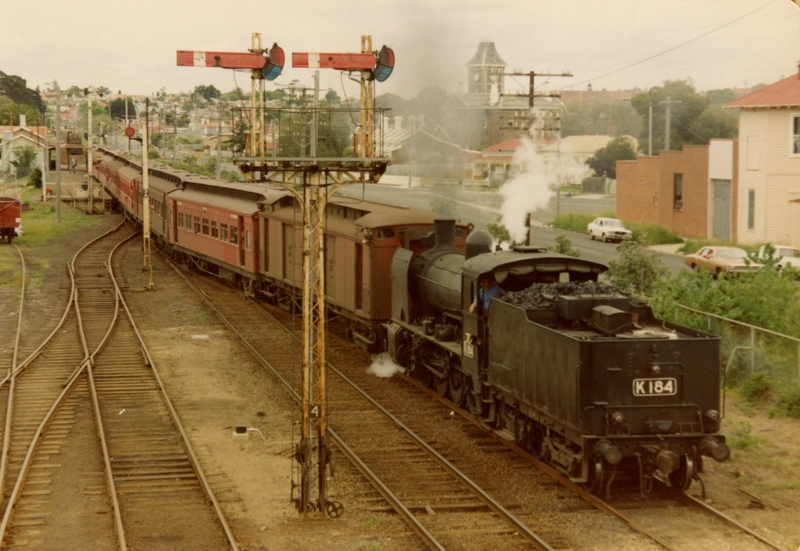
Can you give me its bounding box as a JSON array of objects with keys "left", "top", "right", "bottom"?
[
  {"left": 585, "top": 460, "right": 604, "bottom": 495},
  {"left": 449, "top": 367, "right": 466, "bottom": 408},
  {"left": 669, "top": 454, "right": 694, "bottom": 491},
  {"left": 433, "top": 371, "right": 449, "bottom": 398},
  {"left": 465, "top": 379, "right": 485, "bottom": 418}
]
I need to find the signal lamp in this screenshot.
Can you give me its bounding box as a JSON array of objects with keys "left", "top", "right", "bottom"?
[
  {"left": 373, "top": 46, "right": 394, "bottom": 82},
  {"left": 262, "top": 44, "right": 285, "bottom": 81}
]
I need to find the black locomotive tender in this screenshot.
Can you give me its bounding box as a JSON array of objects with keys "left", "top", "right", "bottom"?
[{"left": 386, "top": 219, "right": 729, "bottom": 496}]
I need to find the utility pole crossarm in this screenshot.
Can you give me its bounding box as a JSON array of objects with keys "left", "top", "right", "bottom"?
[{"left": 501, "top": 70, "right": 572, "bottom": 107}]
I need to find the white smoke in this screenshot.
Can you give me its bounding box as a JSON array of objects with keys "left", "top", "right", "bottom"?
[
  {"left": 498, "top": 135, "right": 587, "bottom": 243},
  {"left": 367, "top": 353, "right": 405, "bottom": 378}
]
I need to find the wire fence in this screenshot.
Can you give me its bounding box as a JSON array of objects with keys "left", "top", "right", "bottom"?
[{"left": 667, "top": 303, "right": 800, "bottom": 390}]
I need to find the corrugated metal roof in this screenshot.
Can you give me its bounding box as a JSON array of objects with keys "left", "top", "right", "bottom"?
[{"left": 725, "top": 72, "right": 800, "bottom": 109}]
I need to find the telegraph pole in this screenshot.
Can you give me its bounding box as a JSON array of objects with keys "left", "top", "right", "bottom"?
[
  {"left": 142, "top": 98, "right": 154, "bottom": 290},
  {"left": 87, "top": 92, "right": 93, "bottom": 214},
  {"left": 661, "top": 96, "right": 681, "bottom": 151},
  {"left": 55, "top": 98, "right": 61, "bottom": 223},
  {"left": 177, "top": 34, "right": 393, "bottom": 517}
]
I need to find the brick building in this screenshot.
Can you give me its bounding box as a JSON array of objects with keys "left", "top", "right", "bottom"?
[{"left": 616, "top": 139, "right": 737, "bottom": 241}]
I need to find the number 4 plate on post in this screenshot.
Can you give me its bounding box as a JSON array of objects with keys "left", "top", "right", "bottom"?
[{"left": 632, "top": 378, "right": 677, "bottom": 396}]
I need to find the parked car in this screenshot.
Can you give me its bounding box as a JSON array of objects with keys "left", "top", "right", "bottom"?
[
  {"left": 587, "top": 217, "right": 632, "bottom": 242},
  {"left": 757, "top": 244, "right": 800, "bottom": 271},
  {"left": 684, "top": 246, "right": 763, "bottom": 276}
]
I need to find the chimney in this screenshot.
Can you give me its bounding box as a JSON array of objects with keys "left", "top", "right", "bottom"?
[{"left": 19, "top": 114, "right": 27, "bottom": 127}]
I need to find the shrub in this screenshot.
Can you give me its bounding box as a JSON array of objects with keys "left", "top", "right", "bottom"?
[
  {"left": 770, "top": 387, "right": 800, "bottom": 418},
  {"left": 27, "top": 167, "right": 42, "bottom": 188},
  {"left": 552, "top": 234, "right": 580, "bottom": 257},
  {"left": 606, "top": 236, "right": 669, "bottom": 296},
  {"left": 740, "top": 372, "right": 771, "bottom": 405}
]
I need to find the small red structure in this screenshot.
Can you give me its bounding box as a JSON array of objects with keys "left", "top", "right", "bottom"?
[{"left": 0, "top": 197, "right": 22, "bottom": 243}]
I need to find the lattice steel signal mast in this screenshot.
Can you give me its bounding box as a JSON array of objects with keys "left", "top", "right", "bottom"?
[{"left": 177, "top": 34, "right": 394, "bottom": 516}]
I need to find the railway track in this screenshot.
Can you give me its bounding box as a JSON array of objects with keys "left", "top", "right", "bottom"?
[
  {"left": 167, "top": 255, "right": 792, "bottom": 551},
  {"left": 0, "top": 222, "right": 238, "bottom": 550},
  {"left": 165, "top": 259, "right": 609, "bottom": 551}
]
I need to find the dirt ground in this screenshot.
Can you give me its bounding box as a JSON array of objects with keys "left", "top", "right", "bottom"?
[{"left": 2, "top": 199, "right": 799, "bottom": 551}]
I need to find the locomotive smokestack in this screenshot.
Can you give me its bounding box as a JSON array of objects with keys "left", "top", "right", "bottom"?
[{"left": 434, "top": 218, "right": 456, "bottom": 249}]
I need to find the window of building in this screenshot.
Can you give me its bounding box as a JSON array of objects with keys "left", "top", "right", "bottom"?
[
  {"left": 221, "top": 224, "right": 228, "bottom": 242},
  {"left": 202, "top": 218, "right": 209, "bottom": 235},
  {"left": 211, "top": 221, "right": 218, "bottom": 238},
  {"left": 673, "top": 174, "right": 683, "bottom": 210},
  {"left": 747, "top": 189, "right": 755, "bottom": 230},
  {"left": 230, "top": 226, "right": 238, "bottom": 245},
  {"left": 793, "top": 115, "right": 800, "bottom": 155}
]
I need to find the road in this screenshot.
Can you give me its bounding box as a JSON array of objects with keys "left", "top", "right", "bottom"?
[{"left": 336, "top": 183, "right": 687, "bottom": 276}]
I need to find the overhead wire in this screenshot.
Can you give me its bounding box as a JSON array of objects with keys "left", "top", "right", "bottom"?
[{"left": 563, "top": 0, "right": 782, "bottom": 90}]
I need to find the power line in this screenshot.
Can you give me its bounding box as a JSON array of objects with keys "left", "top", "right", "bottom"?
[{"left": 564, "top": 0, "right": 781, "bottom": 90}]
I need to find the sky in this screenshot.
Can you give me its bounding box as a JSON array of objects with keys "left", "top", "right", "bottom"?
[{"left": 1, "top": 0, "right": 799, "bottom": 100}]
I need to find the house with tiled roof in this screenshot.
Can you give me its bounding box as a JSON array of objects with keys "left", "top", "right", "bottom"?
[{"left": 724, "top": 64, "right": 800, "bottom": 246}]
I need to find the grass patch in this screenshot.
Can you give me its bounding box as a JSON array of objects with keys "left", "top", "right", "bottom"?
[
  {"left": 769, "top": 387, "right": 800, "bottom": 418},
  {"left": 624, "top": 222, "right": 684, "bottom": 246},
  {"left": 724, "top": 420, "right": 765, "bottom": 450},
  {"left": 551, "top": 212, "right": 615, "bottom": 233},
  {"left": 362, "top": 518, "right": 381, "bottom": 528},
  {"left": 16, "top": 199, "right": 103, "bottom": 247},
  {"left": 679, "top": 237, "right": 760, "bottom": 255}
]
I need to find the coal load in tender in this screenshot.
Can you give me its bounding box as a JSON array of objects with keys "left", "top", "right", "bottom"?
[{"left": 502, "top": 281, "right": 631, "bottom": 310}]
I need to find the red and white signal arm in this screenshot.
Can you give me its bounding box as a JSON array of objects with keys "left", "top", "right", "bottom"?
[{"left": 124, "top": 126, "right": 136, "bottom": 138}]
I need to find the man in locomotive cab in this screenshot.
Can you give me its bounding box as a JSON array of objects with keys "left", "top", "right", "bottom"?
[{"left": 469, "top": 274, "right": 507, "bottom": 314}]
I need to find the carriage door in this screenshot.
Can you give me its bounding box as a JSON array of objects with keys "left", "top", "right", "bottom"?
[
  {"left": 172, "top": 202, "right": 179, "bottom": 243},
  {"left": 238, "top": 216, "right": 245, "bottom": 266},
  {"left": 354, "top": 243, "right": 363, "bottom": 311}
]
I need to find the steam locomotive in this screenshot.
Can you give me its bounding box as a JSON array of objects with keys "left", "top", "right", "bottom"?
[
  {"left": 92, "top": 147, "right": 729, "bottom": 496},
  {"left": 386, "top": 219, "right": 729, "bottom": 496}
]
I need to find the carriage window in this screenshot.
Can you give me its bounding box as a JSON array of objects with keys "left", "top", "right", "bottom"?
[
  {"left": 376, "top": 228, "right": 395, "bottom": 239},
  {"left": 246, "top": 230, "right": 251, "bottom": 250},
  {"left": 211, "top": 221, "right": 218, "bottom": 238},
  {"left": 221, "top": 224, "right": 228, "bottom": 241},
  {"left": 202, "top": 218, "right": 209, "bottom": 235},
  {"left": 230, "top": 226, "right": 238, "bottom": 245},
  {"left": 194, "top": 216, "right": 200, "bottom": 233},
  {"left": 178, "top": 212, "right": 184, "bottom": 228}
]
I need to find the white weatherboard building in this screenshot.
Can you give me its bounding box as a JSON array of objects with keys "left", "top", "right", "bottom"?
[{"left": 725, "top": 66, "right": 800, "bottom": 246}]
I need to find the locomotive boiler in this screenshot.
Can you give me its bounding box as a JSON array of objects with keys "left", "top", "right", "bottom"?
[{"left": 386, "top": 218, "right": 730, "bottom": 496}]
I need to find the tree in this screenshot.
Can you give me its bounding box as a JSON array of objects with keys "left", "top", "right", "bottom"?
[
  {"left": 0, "top": 71, "right": 45, "bottom": 112},
  {"left": 630, "top": 80, "right": 709, "bottom": 152},
  {"left": 324, "top": 89, "right": 341, "bottom": 106},
  {"left": 0, "top": 96, "right": 41, "bottom": 126},
  {"left": 108, "top": 97, "right": 136, "bottom": 120},
  {"left": 10, "top": 147, "right": 37, "bottom": 179},
  {"left": 177, "top": 112, "right": 190, "bottom": 127},
  {"left": 560, "top": 101, "right": 643, "bottom": 139},
  {"left": 194, "top": 84, "right": 221, "bottom": 101},
  {"left": 606, "top": 237, "right": 669, "bottom": 296},
  {"left": 227, "top": 119, "right": 249, "bottom": 153},
  {"left": 688, "top": 106, "right": 738, "bottom": 142},
  {"left": 585, "top": 136, "right": 638, "bottom": 178}
]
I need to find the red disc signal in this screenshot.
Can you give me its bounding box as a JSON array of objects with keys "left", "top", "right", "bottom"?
[
  {"left": 373, "top": 46, "right": 394, "bottom": 82},
  {"left": 124, "top": 126, "right": 136, "bottom": 138},
  {"left": 262, "top": 43, "right": 284, "bottom": 81}
]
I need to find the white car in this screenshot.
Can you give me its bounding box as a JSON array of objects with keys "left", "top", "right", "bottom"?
[
  {"left": 587, "top": 217, "right": 632, "bottom": 242},
  {"left": 758, "top": 244, "right": 800, "bottom": 270}
]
